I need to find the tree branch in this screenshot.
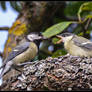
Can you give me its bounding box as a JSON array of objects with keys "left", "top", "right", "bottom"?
[
  {"left": 85, "top": 18, "right": 91, "bottom": 30},
  {"left": 80, "top": 18, "right": 91, "bottom": 38},
  {"left": 0, "top": 52, "right": 3, "bottom": 58},
  {"left": 0, "top": 27, "right": 9, "bottom": 30}
]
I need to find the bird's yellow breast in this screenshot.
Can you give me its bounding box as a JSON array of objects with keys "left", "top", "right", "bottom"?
[
  {"left": 13, "top": 42, "right": 38, "bottom": 64},
  {"left": 64, "top": 39, "right": 92, "bottom": 57}
]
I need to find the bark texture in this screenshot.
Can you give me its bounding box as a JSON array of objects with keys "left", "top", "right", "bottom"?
[{"left": 0, "top": 55, "right": 92, "bottom": 91}]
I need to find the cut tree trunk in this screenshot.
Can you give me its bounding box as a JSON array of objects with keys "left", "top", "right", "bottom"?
[{"left": 0, "top": 55, "right": 92, "bottom": 91}]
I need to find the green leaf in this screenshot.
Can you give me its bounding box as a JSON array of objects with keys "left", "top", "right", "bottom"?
[
  {"left": 42, "top": 21, "right": 72, "bottom": 38},
  {"left": 10, "top": 1, "right": 22, "bottom": 12},
  {"left": 52, "top": 37, "right": 60, "bottom": 44},
  {"left": 0, "top": 1, "right": 6, "bottom": 11},
  {"left": 86, "top": 15, "right": 92, "bottom": 18},
  {"left": 78, "top": 2, "right": 92, "bottom": 22},
  {"left": 82, "top": 15, "right": 92, "bottom": 23},
  {"left": 52, "top": 49, "right": 67, "bottom": 58}
]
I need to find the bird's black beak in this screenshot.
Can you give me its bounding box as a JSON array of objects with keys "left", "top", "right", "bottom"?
[{"left": 56, "top": 35, "right": 63, "bottom": 44}]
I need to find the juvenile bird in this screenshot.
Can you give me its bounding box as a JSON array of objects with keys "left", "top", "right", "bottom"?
[
  {"left": 0, "top": 32, "right": 45, "bottom": 79},
  {"left": 56, "top": 32, "right": 92, "bottom": 57}
]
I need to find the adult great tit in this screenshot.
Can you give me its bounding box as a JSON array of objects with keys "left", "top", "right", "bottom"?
[
  {"left": 56, "top": 32, "right": 92, "bottom": 57},
  {"left": 0, "top": 32, "right": 45, "bottom": 79}
]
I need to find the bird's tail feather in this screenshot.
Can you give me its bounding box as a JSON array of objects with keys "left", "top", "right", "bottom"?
[
  {"left": 0, "top": 60, "right": 13, "bottom": 79},
  {"left": 0, "top": 59, "right": 8, "bottom": 70},
  {"left": 0, "top": 64, "right": 5, "bottom": 70}
]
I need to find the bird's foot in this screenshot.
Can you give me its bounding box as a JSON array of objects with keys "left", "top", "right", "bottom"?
[
  {"left": 14, "top": 67, "right": 22, "bottom": 72},
  {"left": 69, "top": 55, "right": 80, "bottom": 58},
  {"left": 12, "top": 65, "right": 22, "bottom": 72},
  {"left": 17, "top": 61, "right": 37, "bottom": 67},
  {"left": 65, "top": 53, "right": 70, "bottom": 57},
  {"left": 63, "top": 53, "right": 70, "bottom": 58}
]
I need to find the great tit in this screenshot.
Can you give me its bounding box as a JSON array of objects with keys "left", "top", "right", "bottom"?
[
  {"left": 56, "top": 32, "right": 92, "bottom": 57},
  {"left": 0, "top": 32, "right": 45, "bottom": 79}
]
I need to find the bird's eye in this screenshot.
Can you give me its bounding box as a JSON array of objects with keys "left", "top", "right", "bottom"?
[
  {"left": 62, "top": 33, "right": 72, "bottom": 37},
  {"left": 63, "top": 34, "right": 66, "bottom": 37},
  {"left": 62, "top": 34, "right": 67, "bottom": 37}
]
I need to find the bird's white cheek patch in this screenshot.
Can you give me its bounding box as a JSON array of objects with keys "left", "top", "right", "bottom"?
[
  {"left": 13, "top": 49, "right": 19, "bottom": 51},
  {"left": 82, "top": 42, "right": 92, "bottom": 45},
  {"left": 63, "top": 36, "right": 73, "bottom": 42}
]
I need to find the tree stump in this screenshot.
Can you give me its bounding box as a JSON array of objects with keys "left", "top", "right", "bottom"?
[{"left": 0, "top": 55, "right": 92, "bottom": 91}]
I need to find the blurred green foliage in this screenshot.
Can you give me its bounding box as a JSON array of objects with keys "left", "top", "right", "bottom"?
[
  {"left": 0, "top": 1, "right": 22, "bottom": 12},
  {"left": 64, "top": 1, "right": 86, "bottom": 17},
  {"left": 52, "top": 49, "right": 67, "bottom": 58},
  {"left": 78, "top": 2, "right": 92, "bottom": 22},
  {"left": 0, "top": 1, "right": 6, "bottom": 11},
  {"left": 52, "top": 37, "right": 60, "bottom": 44}
]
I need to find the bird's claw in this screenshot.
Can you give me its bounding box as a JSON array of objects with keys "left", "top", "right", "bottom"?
[{"left": 17, "top": 61, "right": 36, "bottom": 66}]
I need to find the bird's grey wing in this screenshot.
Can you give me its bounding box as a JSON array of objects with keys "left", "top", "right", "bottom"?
[
  {"left": 0, "top": 42, "right": 30, "bottom": 78},
  {"left": 6, "top": 42, "right": 30, "bottom": 62},
  {"left": 73, "top": 36, "right": 92, "bottom": 50},
  {"left": 0, "top": 42, "right": 30, "bottom": 70}
]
